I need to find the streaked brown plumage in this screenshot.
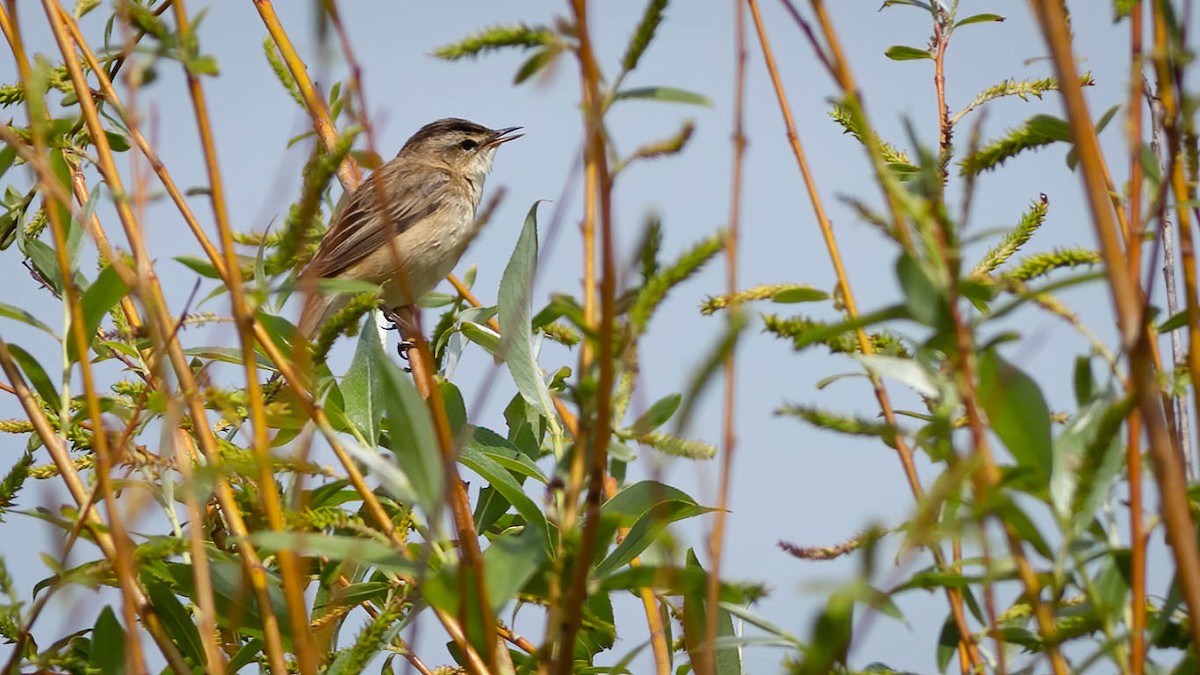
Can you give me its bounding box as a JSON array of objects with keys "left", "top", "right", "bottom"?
[{"left": 297, "top": 118, "right": 521, "bottom": 337}]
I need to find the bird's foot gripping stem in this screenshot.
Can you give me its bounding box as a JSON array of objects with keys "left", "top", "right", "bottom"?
[{"left": 381, "top": 306, "right": 417, "bottom": 367}]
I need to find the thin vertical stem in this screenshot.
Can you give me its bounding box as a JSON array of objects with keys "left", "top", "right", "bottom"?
[
  {"left": 1030, "top": 0, "right": 1200, "bottom": 650},
  {"left": 553, "top": 1, "right": 618, "bottom": 672},
  {"left": 1152, "top": 0, "right": 1200, "bottom": 473},
  {"left": 1125, "top": 4, "right": 1147, "bottom": 673},
  {"left": 53, "top": 7, "right": 412, "bottom": 576},
  {"left": 700, "top": 1, "right": 747, "bottom": 673},
  {"left": 746, "top": 2, "right": 980, "bottom": 667},
  {"left": 174, "top": 431, "right": 226, "bottom": 675},
  {"left": 41, "top": 5, "right": 291, "bottom": 669},
  {"left": 23, "top": 102, "right": 148, "bottom": 674},
  {"left": 168, "top": 1, "right": 318, "bottom": 671}
]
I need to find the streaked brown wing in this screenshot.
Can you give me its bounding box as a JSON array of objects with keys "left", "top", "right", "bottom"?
[{"left": 303, "top": 164, "right": 452, "bottom": 279}]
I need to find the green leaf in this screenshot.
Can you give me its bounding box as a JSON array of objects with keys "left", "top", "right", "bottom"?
[
  {"left": 340, "top": 442, "right": 419, "bottom": 508},
  {"left": 936, "top": 615, "right": 960, "bottom": 672},
  {"left": 719, "top": 602, "right": 804, "bottom": 649},
  {"left": 174, "top": 254, "right": 224, "bottom": 279},
  {"left": 89, "top": 606, "right": 126, "bottom": 675},
  {"left": 771, "top": 286, "right": 829, "bottom": 303},
  {"left": 994, "top": 496, "right": 1053, "bottom": 559},
  {"left": 20, "top": 236, "right": 63, "bottom": 293},
  {"left": 614, "top": 86, "right": 713, "bottom": 106},
  {"left": 499, "top": 202, "right": 556, "bottom": 424},
  {"left": 1072, "top": 355, "right": 1095, "bottom": 406},
  {"left": 459, "top": 443, "right": 551, "bottom": 548},
  {"left": 164, "top": 559, "right": 288, "bottom": 642},
  {"left": 0, "top": 145, "right": 16, "bottom": 181},
  {"left": 427, "top": 527, "right": 545, "bottom": 616},
  {"left": 954, "top": 13, "right": 1005, "bottom": 27},
  {"left": 460, "top": 320, "right": 501, "bottom": 356},
  {"left": 0, "top": 303, "right": 56, "bottom": 336},
  {"left": 465, "top": 425, "right": 547, "bottom": 484},
  {"left": 1067, "top": 104, "right": 1120, "bottom": 169},
  {"left": 978, "top": 349, "right": 1052, "bottom": 482},
  {"left": 341, "top": 313, "right": 388, "bottom": 446},
  {"left": 46, "top": 149, "right": 73, "bottom": 238},
  {"left": 226, "top": 639, "right": 265, "bottom": 673},
  {"left": 145, "top": 581, "right": 205, "bottom": 666},
  {"left": 513, "top": 46, "right": 559, "bottom": 85},
  {"left": 629, "top": 393, "right": 681, "bottom": 436},
  {"left": 881, "top": 0, "right": 934, "bottom": 9},
  {"left": 103, "top": 130, "right": 131, "bottom": 152},
  {"left": 896, "top": 253, "right": 947, "bottom": 328},
  {"left": 380, "top": 361, "right": 443, "bottom": 517},
  {"left": 69, "top": 264, "right": 129, "bottom": 362},
  {"left": 8, "top": 343, "right": 61, "bottom": 412},
  {"left": 312, "top": 277, "right": 383, "bottom": 296},
  {"left": 186, "top": 54, "right": 220, "bottom": 76},
  {"left": 250, "top": 532, "right": 418, "bottom": 575},
  {"left": 595, "top": 501, "right": 714, "bottom": 577},
  {"left": 884, "top": 45, "right": 934, "bottom": 61},
  {"left": 1140, "top": 143, "right": 1162, "bottom": 184},
  {"left": 1057, "top": 395, "right": 1130, "bottom": 536},
  {"left": 325, "top": 581, "right": 390, "bottom": 608},
  {"left": 1158, "top": 309, "right": 1190, "bottom": 333},
  {"left": 601, "top": 480, "right": 697, "bottom": 528},
  {"left": 682, "top": 550, "right": 742, "bottom": 675},
  {"left": 182, "top": 346, "right": 274, "bottom": 369}
]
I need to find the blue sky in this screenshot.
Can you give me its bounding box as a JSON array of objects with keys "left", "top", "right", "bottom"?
[{"left": 0, "top": 1, "right": 1183, "bottom": 672}]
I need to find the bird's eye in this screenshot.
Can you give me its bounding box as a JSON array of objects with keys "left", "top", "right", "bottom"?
[{"left": 459, "top": 139, "right": 478, "bottom": 151}]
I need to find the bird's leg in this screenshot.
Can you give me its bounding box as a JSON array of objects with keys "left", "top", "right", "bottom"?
[{"left": 381, "top": 305, "right": 417, "bottom": 362}]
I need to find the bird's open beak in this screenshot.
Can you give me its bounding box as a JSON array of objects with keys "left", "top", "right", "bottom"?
[{"left": 485, "top": 126, "right": 524, "bottom": 148}]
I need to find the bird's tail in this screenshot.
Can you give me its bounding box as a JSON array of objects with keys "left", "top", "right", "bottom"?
[{"left": 297, "top": 290, "right": 349, "bottom": 340}]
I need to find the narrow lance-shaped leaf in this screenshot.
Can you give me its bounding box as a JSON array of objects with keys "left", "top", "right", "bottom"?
[
  {"left": 380, "top": 359, "right": 443, "bottom": 517},
  {"left": 513, "top": 46, "right": 560, "bottom": 85},
  {"left": 954, "top": 13, "right": 1005, "bottom": 28},
  {"left": 629, "top": 392, "right": 680, "bottom": 436},
  {"left": 426, "top": 527, "right": 545, "bottom": 618},
  {"left": 682, "top": 549, "right": 743, "bottom": 675},
  {"left": 498, "top": 202, "right": 556, "bottom": 423},
  {"left": 885, "top": 45, "right": 934, "bottom": 60},
  {"left": 8, "top": 344, "right": 61, "bottom": 412},
  {"left": 600, "top": 480, "right": 696, "bottom": 527},
  {"left": 0, "top": 303, "right": 56, "bottom": 336},
  {"left": 614, "top": 86, "right": 713, "bottom": 106},
  {"left": 595, "top": 500, "right": 715, "bottom": 577},
  {"left": 68, "top": 264, "right": 129, "bottom": 363},
  {"left": 89, "top": 606, "right": 126, "bottom": 675},
  {"left": 977, "top": 348, "right": 1052, "bottom": 482},
  {"left": 341, "top": 313, "right": 388, "bottom": 446}
]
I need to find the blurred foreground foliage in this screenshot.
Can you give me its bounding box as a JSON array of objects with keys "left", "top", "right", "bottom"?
[{"left": 0, "top": 1, "right": 1197, "bottom": 674}]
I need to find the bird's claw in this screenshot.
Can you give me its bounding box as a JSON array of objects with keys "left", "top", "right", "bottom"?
[{"left": 396, "top": 339, "right": 414, "bottom": 358}]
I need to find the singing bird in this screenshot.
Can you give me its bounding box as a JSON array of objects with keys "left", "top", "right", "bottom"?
[{"left": 297, "top": 118, "right": 522, "bottom": 338}]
